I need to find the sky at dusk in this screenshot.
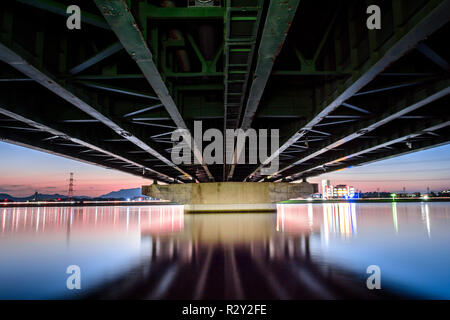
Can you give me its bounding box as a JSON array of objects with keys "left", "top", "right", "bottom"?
[
  {"left": 0, "top": 141, "right": 449, "bottom": 197},
  {"left": 0, "top": 142, "right": 149, "bottom": 197}
]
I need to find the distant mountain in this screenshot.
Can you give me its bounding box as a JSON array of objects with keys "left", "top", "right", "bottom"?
[
  {"left": 99, "top": 188, "right": 142, "bottom": 199},
  {"left": 0, "top": 193, "right": 24, "bottom": 201},
  {"left": 0, "top": 193, "right": 90, "bottom": 201},
  {"left": 0, "top": 188, "right": 142, "bottom": 201}
]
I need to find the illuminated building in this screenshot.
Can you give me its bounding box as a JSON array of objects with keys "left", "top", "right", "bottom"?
[
  {"left": 321, "top": 180, "right": 355, "bottom": 199},
  {"left": 321, "top": 180, "right": 333, "bottom": 199},
  {"left": 333, "top": 185, "right": 355, "bottom": 198}
]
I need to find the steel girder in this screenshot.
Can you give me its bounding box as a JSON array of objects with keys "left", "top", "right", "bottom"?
[
  {"left": 240, "top": 0, "right": 301, "bottom": 131},
  {"left": 0, "top": 0, "right": 448, "bottom": 184},
  {"left": 291, "top": 127, "right": 450, "bottom": 181},
  {"left": 246, "top": 0, "right": 450, "bottom": 181},
  {"left": 226, "top": 0, "right": 300, "bottom": 180},
  {"left": 0, "top": 40, "right": 192, "bottom": 181},
  {"left": 0, "top": 133, "right": 161, "bottom": 182},
  {"left": 223, "top": 0, "right": 265, "bottom": 180},
  {"left": 279, "top": 117, "right": 450, "bottom": 181},
  {"left": 69, "top": 42, "right": 123, "bottom": 75},
  {"left": 139, "top": 4, "right": 225, "bottom": 20},
  {"left": 266, "top": 78, "right": 450, "bottom": 180},
  {"left": 0, "top": 105, "right": 176, "bottom": 183},
  {"left": 306, "top": 137, "right": 450, "bottom": 181}
]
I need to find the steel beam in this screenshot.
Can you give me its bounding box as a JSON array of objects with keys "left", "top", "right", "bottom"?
[
  {"left": 139, "top": 3, "right": 225, "bottom": 20},
  {"left": 94, "top": 0, "right": 213, "bottom": 181},
  {"left": 151, "top": 132, "right": 173, "bottom": 139},
  {"left": 325, "top": 115, "right": 362, "bottom": 119},
  {"left": 132, "top": 117, "right": 171, "bottom": 121},
  {"left": 226, "top": 0, "right": 300, "bottom": 181},
  {"left": 69, "top": 42, "right": 123, "bottom": 75},
  {"left": 268, "top": 79, "right": 450, "bottom": 179},
  {"left": 74, "top": 74, "right": 145, "bottom": 80},
  {"left": 0, "top": 125, "right": 41, "bottom": 131},
  {"left": 60, "top": 119, "right": 101, "bottom": 123},
  {"left": 416, "top": 43, "right": 450, "bottom": 72},
  {"left": 223, "top": 1, "right": 266, "bottom": 180},
  {"left": 353, "top": 80, "right": 424, "bottom": 96},
  {"left": 296, "top": 135, "right": 450, "bottom": 181},
  {"left": 240, "top": 0, "right": 300, "bottom": 130},
  {"left": 131, "top": 121, "right": 177, "bottom": 129},
  {"left": 123, "top": 104, "right": 164, "bottom": 118},
  {"left": 0, "top": 40, "right": 192, "bottom": 181},
  {"left": 0, "top": 76, "right": 32, "bottom": 82},
  {"left": 314, "top": 119, "right": 358, "bottom": 127},
  {"left": 0, "top": 134, "right": 163, "bottom": 181},
  {"left": 341, "top": 103, "right": 371, "bottom": 114},
  {"left": 78, "top": 81, "right": 159, "bottom": 100},
  {"left": 246, "top": 0, "right": 450, "bottom": 181},
  {"left": 283, "top": 120, "right": 450, "bottom": 181},
  {"left": 0, "top": 106, "right": 176, "bottom": 183},
  {"left": 1, "top": 136, "right": 107, "bottom": 170}
]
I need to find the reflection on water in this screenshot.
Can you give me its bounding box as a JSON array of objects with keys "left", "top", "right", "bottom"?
[
  {"left": 1, "top": 206, "right": 184, "bottom": 235},
  {"left": 1, "top": 203, "right": 450, "bottom": 299}
]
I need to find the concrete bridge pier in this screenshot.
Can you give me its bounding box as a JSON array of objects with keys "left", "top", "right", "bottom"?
[{"left": 142, "top": 182, "right": 317, "bottom": 213}]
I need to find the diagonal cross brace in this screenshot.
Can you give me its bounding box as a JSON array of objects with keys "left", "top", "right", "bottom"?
[
  {"left": 0, "top": 40, "right": 191, "bottom": 181},
  {"left": 94, "top": 0, "right": 214, "bottom": 181}
]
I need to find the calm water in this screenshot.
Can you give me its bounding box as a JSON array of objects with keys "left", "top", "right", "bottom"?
[{"left": 1, "top": 202, "right": 449, "bottom": 299}]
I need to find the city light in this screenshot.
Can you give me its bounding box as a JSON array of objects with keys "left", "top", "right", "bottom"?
[{"left": 321, "top": 180, "right": 355, "bottom": 199}]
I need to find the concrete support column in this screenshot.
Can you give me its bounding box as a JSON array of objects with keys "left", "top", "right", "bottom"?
[{"left": 142, "top": 182, "right": 317, "bottom": 213}]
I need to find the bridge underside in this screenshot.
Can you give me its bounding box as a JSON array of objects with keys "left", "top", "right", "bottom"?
[{"left": 0, "top": 0, "right": 449, "bottom": 184}]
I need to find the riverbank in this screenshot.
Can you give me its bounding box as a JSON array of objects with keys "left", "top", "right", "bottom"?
[
  {"left": 2, "top": 197, "right": 450, "bottom": 208},
  {"left": 0, "top": 200, "right": 177, "bottom": 208},
  {"left": 280, "top": 197, "right": 450, "bottom": 204}
]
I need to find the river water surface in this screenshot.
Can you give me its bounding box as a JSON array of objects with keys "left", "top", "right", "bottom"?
[{"left": 1, "top": 202, "right": 449, "bottom": 299}]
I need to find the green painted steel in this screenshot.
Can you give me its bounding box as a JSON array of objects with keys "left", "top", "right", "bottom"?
[
  {"left": 240, "top": 0, "right": 300, "bottom": 130},
  {"left": 286, "top": 120, "right": 450, "bottom": 182},
  {"left": 140, "top": 3, "right": 225, "bottom": 19},
  {"left": 223, "top": 0, "right": 266, "bottom": 179},
  {"left": 0, "top": 41, "right": 191, "bottom": 182},
  {"left": 0, "top": 92, "right": 176, "bottom": 183},
  {"left": 227, "top": 0, "right": 300, "bottom": 180},
  {"left": 269, "top": 79, "right": 450, "bottom": 181},
  {"left": 94, "top": 0, "right": 185, "bottom": 126},
  {"left": 246, "top": 0, "right": 450, "bottom": 182},
  {"left": 1, "top": 0, "right": 449, "bottom": 183},
  {"left": 94, "top": 0, "right": 214, "bottom": 181}
]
